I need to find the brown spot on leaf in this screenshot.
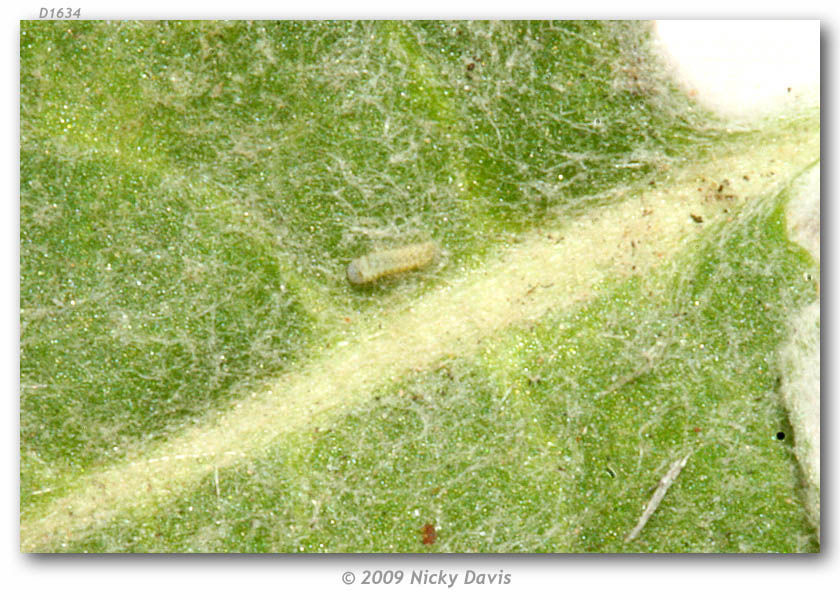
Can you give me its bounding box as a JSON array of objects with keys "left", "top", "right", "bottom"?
[{"left": 420, "top": 523, "right": 437, "bottom": 545}]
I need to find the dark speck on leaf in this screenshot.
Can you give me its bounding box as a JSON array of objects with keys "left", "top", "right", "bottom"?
[{"left": 421, "top": 523, "right": 437, "bottom": 545}]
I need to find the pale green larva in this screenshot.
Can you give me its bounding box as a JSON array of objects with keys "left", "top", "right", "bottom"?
[{"left": 347, "top": 241, "right": 439, "bottom": 285}]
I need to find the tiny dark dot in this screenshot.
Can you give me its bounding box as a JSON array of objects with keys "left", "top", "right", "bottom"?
[
  {"left": 776, "top": 431, "right": 786, "bottom": 441},
  {"left": 466, "top": 62, "right": 475, "bottom": 71}
]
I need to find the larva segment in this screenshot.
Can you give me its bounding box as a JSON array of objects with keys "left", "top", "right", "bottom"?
[{"left": 347, "top": 241, "right": 439, "bottom": 285}]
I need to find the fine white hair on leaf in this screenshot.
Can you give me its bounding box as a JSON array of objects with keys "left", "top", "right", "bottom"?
[{"left": 625, "top": 453, "right": 691, "bottom": 543}]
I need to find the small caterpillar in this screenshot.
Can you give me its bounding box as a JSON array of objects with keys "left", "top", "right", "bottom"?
[{"left": 346, "top": 241, "right": 439, "bottom": 285}]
